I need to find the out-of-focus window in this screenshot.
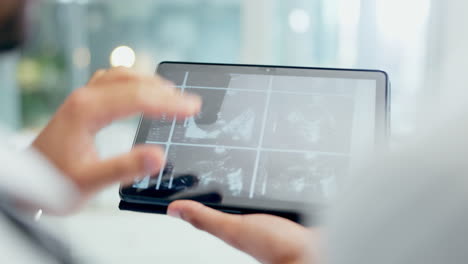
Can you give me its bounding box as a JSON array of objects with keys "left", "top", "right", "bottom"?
[
  {"left": 7, "top": 0, "right": 431, "bottom": 137},
  {"left": 16, "top": 0, "right": 242, "bottom": 128}
]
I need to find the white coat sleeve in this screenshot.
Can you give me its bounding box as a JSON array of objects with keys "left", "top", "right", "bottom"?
[{"left": 0, "top": 133, "right": 80, "bottom": 213}]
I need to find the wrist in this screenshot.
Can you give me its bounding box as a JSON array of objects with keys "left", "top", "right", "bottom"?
[{"left": 25, "top": 146, "right": 82, "bottom": 214}]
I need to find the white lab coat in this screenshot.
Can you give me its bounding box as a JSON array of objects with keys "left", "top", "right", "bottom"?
[{"left": 0, "top": 128, "right": 79, "bottom": 264}]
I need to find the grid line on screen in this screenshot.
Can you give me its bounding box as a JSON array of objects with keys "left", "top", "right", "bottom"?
[
  {"left": 144, "top": 141, "right": 349, "bottom": 156},
  {"left": 249, "top": 75, "right": 274, "bottom": 198},
  {"left": 155, "top": 71, "right": 189, "bottom": 190},
  {"left": 176, "top": 85, "right": 354, "bottom": 97}
]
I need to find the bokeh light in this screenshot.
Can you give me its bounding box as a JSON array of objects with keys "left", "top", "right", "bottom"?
[
  {"left": 288, "top": 9, "right": 311, "bottom": 34},
  {"left": 110, "top": 45, "right": 136, "bottom": 68}
]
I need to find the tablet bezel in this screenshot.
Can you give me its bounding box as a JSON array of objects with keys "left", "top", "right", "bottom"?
[{"left": 120, "top": 61, "right": 390, "bottom": 222}]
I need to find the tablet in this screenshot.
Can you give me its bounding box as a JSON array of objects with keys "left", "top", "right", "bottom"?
[{"left": 119, "top": 62, "right": 389, "bottom": 223}]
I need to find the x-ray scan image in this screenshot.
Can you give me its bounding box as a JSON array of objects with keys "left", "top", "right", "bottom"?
[
  {"left": 135, "top": 69, "right": 378, "bottom": 204},
  {"left": 171, "top": 88, "right": 267, "bottom": 147}
]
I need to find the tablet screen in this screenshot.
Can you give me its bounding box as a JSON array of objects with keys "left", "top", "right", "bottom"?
[{"left": 124, "top": 63, "right": 388, "bottom": 212}]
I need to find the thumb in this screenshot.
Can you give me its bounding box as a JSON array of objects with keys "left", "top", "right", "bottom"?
[
  {"left": 168, "top": 200, "right": 245, "bottom": 247},
  {"left": 77, "top": 145, "right": 165, "bottom": 194},
  {"left": 167, "top": 200, "right": 311, "bottom": 264}
]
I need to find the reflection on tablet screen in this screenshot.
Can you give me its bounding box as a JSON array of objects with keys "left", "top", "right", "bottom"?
[{"left": 132, "top": 66, "right": 379, "bottom": 208}]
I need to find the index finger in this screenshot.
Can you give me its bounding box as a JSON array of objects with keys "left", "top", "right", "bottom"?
[{"left": 83, "top": 78, "right": 201, "bottom": 128}]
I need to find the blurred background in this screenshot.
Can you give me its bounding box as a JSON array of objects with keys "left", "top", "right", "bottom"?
[{"left": 0, "top": 0, "right": 463, "bottom": 263}]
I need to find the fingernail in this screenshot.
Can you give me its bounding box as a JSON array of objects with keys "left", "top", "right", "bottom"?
[
  {"left": 163, "top": 80, "right": 175, "bottom": 89},
  {"left": 144, "top": 156, "right": 160, "bottom": 175},
  {"left": 167, "top": 208, "right": 182, "bottom": 219},
  {"left": 184, "top": 95, "right": 202, "bottom": 109}
]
